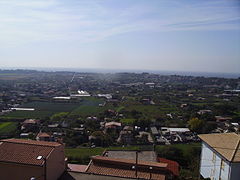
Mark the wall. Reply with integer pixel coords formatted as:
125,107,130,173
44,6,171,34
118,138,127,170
46,144,66,180
200,142,230,180
0,162,43,180
229,162,240,180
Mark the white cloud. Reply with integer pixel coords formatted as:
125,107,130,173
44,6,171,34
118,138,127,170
0,0,239,48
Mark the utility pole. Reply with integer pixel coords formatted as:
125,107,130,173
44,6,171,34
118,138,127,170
149,166,153,179
44,157,47,180
135,151,138,178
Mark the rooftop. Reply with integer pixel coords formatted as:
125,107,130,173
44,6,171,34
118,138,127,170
158,158,179,176
104,151,157,162
37,132,51,138
60,171,135,180
91,156,167,168
198,133,240,162
87,164,165,180
1,138,60,147
0,139,62,166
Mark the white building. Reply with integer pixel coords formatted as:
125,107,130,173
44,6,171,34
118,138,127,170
199,133,240,180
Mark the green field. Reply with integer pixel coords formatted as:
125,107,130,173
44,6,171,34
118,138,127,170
2,102,82,119
125,104,178,119
1,97,105,119
69,97,108,117
120,118,136,125
0,122,18,135
155,143,201,157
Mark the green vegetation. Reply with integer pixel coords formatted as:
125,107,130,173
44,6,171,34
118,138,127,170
2,102,81,119
0,122,18,135
156,143,201,179
1,97,105,119
65,147,104,164
65,146,141,164
188,117,204,133
124,105,177,119
120,118,136,125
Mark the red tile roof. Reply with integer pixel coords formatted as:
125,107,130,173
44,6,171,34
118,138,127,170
1,138,60,147
68,164,88,172
86,156,169,180
158,158,179,176
92,156,168,169
87,163,165,180
23,119,39,124
0,139,61,166
37,132,51,138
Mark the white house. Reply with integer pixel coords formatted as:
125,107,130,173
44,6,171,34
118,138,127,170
199,133,240,180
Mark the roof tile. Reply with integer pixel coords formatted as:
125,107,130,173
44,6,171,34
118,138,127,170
198,133,240,162
0,139,60,166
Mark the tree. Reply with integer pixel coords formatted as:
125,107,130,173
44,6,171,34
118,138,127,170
156,146,185,165
135,117,151,128
188,117,204,133
50,112,68,122
202,121,217,133
90,131,112,147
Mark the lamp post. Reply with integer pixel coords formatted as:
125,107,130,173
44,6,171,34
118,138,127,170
131,150,142,178
135,151,138,178
43,157,47,180
149,166,153,179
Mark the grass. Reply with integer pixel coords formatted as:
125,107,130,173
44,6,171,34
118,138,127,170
0,122,18,135
65,147,104,163
116,106,125,113
70,98,110,117
120,118,136,125
2,101,81,119
156,143,201,156
1,97,105,119
125,104,178,119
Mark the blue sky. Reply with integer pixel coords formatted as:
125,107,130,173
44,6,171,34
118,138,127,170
0,0,240,73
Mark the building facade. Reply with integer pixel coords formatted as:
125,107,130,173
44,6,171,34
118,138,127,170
199,133,240,180
0,138,66,180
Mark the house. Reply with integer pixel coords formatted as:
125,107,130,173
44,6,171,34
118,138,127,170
158,158,179,177
151,127,159,135
105,121,122,130
36,132,55,142
198,133,240,180
86,156,168,180
101,151,178,179
136,131,154,144
21,119,40,131
215,116,232,122
0,138,66,180
64,150,179,180
117,126,134,144
197,109,212,115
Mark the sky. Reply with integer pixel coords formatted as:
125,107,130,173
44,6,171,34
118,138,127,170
0,0,240,73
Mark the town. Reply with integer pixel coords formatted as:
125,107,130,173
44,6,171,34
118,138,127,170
0,69,239,180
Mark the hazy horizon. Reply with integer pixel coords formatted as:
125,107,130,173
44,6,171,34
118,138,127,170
0,0,240,73
1,66,239,79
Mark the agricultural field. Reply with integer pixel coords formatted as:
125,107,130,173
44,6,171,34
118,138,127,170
1,97,105,119
0,73,31,80
2,102,82,119
0,122,18,135
119,104,178,119
69,97,106,117
120,118,136,125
